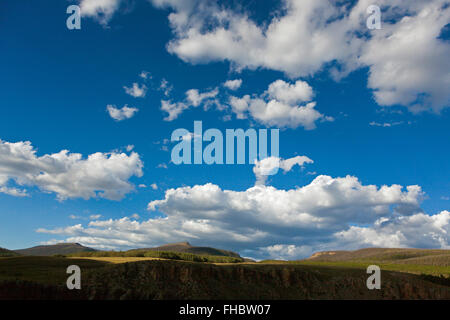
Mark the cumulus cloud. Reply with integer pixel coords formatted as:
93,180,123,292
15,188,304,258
335,211,450,249
0,185,28,197
229,79,332,129
267,80,314,105
261,244,314,260
223,79,242,91
253,156,314,185
161,88,218,120
160,100,188,121
79,0,122,25
123,82,147,98
139,71,151,79
369,121,405,127
0,139,143,200
106,105,139,121
130,213,140,219
359,0,450,113
159,78,173,97
36,174,444,259
80,1,449,112
151,0,450,113
186,88,218,107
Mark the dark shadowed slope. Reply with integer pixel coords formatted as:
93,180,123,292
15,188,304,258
14,243,97,256
2,258,448,299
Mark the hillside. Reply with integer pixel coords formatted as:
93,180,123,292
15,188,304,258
0,247,19,257
0,257,449,299
306,248,450,266
14,243,96,256
128,242,241,258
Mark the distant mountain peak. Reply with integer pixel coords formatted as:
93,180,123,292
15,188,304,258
14,243,96,256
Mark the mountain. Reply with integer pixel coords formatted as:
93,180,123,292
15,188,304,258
128,242,241,258
306,248,450,266
14,243,97,256
0,247,19,257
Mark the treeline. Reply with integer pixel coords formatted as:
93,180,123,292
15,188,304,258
67,250,244,263
0,253,17,257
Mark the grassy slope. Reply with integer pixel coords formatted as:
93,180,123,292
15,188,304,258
306,248,450,263
295,248,450,277
0,256,108,285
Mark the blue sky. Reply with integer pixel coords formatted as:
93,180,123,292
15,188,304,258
0,0,449,259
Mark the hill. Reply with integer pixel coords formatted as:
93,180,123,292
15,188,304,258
14,243,97,256
128,242,241,258
0,247,19,257
306,248,450,266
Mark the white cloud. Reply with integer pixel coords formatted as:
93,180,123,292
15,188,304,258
253,156,314,185
36,174,441,259
0,186,28,197
130,213,140,219
79,0,121,25
150,183,158,190
335,211,450,249
106,105,139,121
369,121,404,127
267,80,314,105
161,88,218,121
159,78,173,97
223,79,242,91
152,0,450,113
186,88,218,107
139,71,151,79
360,1,450,113
0,139,143,200
123,82,147,98
157,0,362,76
161,100,188,121
229,79,332,129
261,244,314,260
126,145,134,152
90,214,102,220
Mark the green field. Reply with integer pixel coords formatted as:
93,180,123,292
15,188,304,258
289,260,450,277
0,256,108,285
68,250,244,263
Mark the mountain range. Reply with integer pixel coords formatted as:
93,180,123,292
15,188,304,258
9,241,241,258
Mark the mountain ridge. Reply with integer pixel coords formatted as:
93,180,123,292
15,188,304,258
11,242,241,259
14,243,97,256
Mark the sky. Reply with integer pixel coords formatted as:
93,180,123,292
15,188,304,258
0,0,449,260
